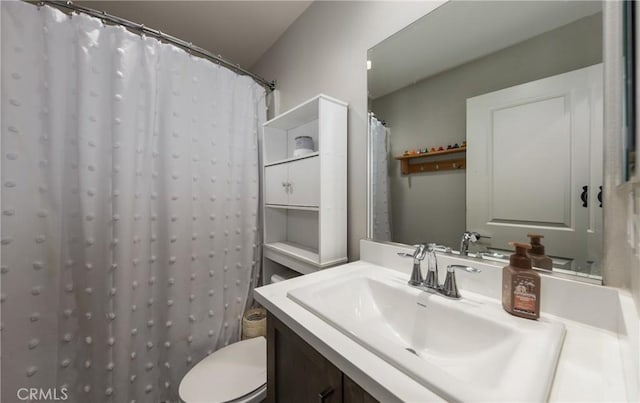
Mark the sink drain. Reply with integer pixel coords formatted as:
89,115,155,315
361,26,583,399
405,347,418,356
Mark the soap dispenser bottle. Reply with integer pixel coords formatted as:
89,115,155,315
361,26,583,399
527,233,553,271
502,242,540,320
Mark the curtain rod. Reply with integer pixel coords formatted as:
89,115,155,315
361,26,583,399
369,111,387,126
28,0,276,92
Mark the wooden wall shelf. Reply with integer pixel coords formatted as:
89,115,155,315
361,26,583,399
395,147,466,175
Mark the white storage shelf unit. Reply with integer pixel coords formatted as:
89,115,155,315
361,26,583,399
262,94,348,274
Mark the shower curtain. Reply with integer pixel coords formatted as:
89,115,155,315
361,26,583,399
370,115,392,241
1,2,265,402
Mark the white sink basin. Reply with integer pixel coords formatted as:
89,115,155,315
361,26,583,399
287,265,565,402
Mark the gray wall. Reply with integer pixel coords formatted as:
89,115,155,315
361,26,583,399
252,0,636,302
252,1,443,260
371,13,602,249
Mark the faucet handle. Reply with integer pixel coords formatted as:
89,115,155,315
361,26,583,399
398,244,427,286
413,244,428,260
397,244,428,260
441,265,481,299
447,264,481,273
395,244,428,260
465,232,491,242
436,245,453,254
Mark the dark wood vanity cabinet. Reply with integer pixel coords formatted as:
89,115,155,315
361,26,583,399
342,376,379,403
267,313,378,403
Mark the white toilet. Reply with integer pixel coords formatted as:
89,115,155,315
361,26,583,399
179,336,267,403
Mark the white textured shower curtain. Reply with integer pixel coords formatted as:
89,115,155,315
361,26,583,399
1,2,265,402
370,116,391,241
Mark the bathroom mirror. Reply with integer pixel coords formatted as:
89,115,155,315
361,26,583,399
367,0,604,281
623,0,637,182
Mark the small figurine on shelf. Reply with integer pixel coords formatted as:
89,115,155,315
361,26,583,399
430,147,437,152
409,149,418,156
437,146,444,151
453,143,460,149
462,140,467,148
403,150,410,156
446,144,453,150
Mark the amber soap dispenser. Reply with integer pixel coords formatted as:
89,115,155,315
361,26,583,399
527,233,553,271
502,242,541,320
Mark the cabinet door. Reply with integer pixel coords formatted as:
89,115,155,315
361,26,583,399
288,156,320,207
265,163,289,205
343,376,378,403
268,313,342,403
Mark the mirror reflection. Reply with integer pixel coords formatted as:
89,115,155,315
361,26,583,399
367,0,603,279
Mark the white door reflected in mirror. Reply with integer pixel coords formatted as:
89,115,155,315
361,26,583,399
466,64,603,274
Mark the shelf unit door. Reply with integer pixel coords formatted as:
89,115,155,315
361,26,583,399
265,164,289,205
288,157,320,207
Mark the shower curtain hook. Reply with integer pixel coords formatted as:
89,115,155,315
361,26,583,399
188,42,193,55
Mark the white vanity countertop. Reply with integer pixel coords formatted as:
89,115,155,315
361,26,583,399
254,259,632,402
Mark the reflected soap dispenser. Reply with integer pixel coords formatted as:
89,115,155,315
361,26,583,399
527,233,553,271
502,242,540,320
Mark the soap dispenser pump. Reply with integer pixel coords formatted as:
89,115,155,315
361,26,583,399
502,242,540,320
527,233,553,271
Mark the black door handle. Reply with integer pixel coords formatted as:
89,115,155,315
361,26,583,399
580,185,588,208
597,186,603,208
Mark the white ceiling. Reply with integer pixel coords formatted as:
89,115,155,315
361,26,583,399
77,1,312,69
368,1,602,99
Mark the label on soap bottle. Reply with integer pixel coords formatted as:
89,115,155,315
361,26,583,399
512,278,537,314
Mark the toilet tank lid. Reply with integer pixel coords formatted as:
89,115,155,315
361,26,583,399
179,336,266,403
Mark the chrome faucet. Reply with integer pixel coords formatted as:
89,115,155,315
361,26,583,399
423,243,439,289
397,244,428,286
459,231,489,256
442,264,482,298
400,244,481,299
